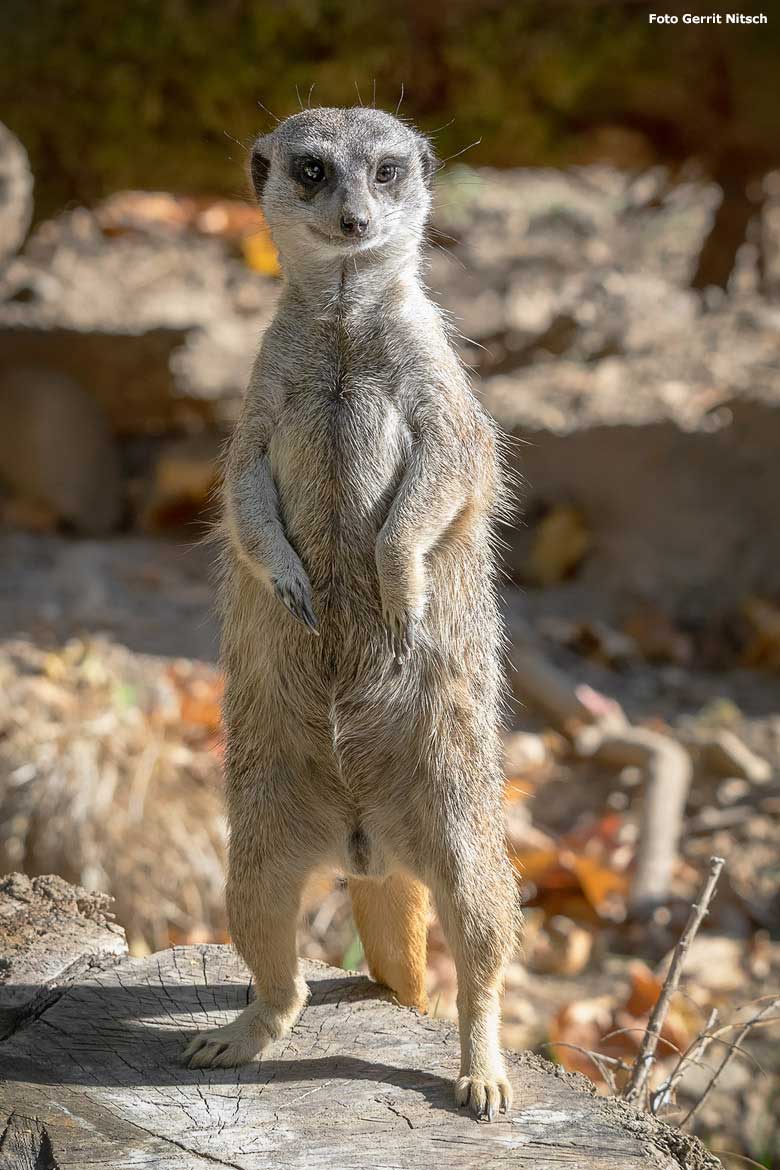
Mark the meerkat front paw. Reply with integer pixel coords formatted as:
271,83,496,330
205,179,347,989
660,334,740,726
273,564,319,634
455,1062,513,1121
376,542,425,663
382,604,419,664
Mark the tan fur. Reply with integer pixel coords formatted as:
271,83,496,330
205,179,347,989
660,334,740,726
349,872,429,1011
182,106,521,1121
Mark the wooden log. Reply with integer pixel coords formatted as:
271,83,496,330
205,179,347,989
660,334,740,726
0,872,127,1041
0,876,720,1170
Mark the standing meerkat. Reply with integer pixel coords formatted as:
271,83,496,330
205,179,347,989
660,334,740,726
183,105,520,1121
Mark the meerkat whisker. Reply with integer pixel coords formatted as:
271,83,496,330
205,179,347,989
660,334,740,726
395,82,405,116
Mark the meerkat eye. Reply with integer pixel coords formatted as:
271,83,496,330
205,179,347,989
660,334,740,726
300,157,326,185
376,162,398,184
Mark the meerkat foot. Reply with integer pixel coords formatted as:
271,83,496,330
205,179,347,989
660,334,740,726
183,986,308,1069
455,1066,512,1122
273,571,318,634
183,1015,265,1068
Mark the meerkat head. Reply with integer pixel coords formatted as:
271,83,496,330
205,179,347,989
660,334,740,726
250,107,437,266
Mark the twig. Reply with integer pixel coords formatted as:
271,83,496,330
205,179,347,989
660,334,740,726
623,856,725,1105
710,1151,773,1169
600,1025,684,1056
680,996,780,1128
541,1041,630,1094
649,1007,718,1115
695,1033,766,1077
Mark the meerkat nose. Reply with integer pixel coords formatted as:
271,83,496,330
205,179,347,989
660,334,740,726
340,214,369,237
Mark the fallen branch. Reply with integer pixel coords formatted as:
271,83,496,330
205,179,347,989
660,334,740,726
574,722,693,916
506,618,773,914
508,627,594,728
681,728,772,784
508,629,692,911
623,856,725,1106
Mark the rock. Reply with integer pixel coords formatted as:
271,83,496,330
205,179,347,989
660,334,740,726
0,122,33,270
141,434,221,530
0,367,121,532
0,205,278,430
502,730,551,775
528,915,595,976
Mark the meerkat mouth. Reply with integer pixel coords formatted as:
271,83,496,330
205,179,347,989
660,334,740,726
307,223,380,251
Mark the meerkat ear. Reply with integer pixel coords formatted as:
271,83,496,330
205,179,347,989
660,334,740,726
250,135,272,202
416,136,439,188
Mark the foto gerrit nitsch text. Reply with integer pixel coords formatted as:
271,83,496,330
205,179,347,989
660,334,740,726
649,11,767,22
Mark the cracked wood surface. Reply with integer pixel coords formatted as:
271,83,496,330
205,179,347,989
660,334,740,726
0,940,717,1170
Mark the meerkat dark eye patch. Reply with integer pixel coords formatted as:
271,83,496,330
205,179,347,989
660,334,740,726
375,160,403,184
293,155,327,188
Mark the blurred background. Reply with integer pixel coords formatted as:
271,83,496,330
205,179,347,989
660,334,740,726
0,1,778,1163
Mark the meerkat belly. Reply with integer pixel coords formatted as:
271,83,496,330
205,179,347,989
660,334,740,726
269,381,408,598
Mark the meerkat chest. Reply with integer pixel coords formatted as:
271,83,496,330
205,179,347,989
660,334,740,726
267,339,412,558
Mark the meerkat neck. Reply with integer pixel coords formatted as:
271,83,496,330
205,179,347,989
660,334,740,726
280,246,423,319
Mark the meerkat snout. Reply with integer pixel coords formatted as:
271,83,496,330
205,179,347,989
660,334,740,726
339,211,369,238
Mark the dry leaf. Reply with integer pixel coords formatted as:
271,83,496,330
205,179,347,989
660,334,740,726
513,815,628,921
243,229,281,276
549,997,615,1083
625,960,662,1017
529,915,594,975
623,606,692,665
97,191,268,244
742,596,780,668
505,775,536,803
572,854,628,916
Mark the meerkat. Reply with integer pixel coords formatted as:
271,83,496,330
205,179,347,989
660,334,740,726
183,105,520,1121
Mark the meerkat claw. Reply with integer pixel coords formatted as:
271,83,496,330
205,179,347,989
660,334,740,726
455,1072,512,1122
275,580,319,635
383,610,417,663
300,599,319,634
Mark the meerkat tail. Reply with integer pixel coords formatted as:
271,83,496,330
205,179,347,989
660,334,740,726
348,872,429,1012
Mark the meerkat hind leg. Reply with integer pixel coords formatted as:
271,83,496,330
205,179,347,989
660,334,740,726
433,852,516,1120
183,841,309,1069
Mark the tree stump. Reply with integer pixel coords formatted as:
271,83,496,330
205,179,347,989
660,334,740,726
0,875,719,1169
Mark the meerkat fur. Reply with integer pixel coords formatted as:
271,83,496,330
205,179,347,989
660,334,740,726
182,105,521,1121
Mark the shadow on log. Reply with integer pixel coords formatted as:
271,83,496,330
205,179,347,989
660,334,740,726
0,875,720,1169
